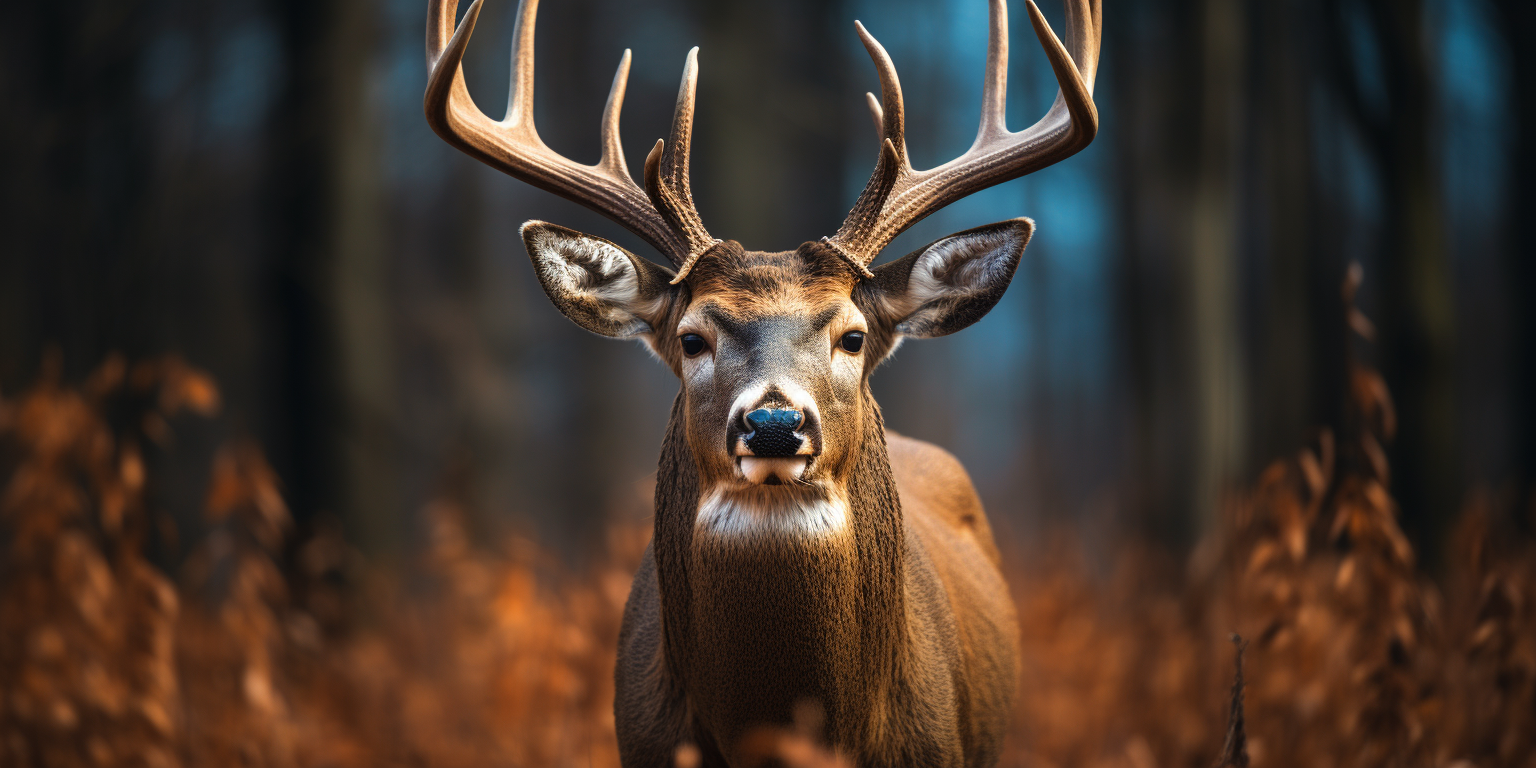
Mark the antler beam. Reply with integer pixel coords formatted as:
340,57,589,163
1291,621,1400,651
425,0,715,278
829,0,1102,271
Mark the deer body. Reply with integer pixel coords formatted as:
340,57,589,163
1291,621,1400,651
619,429,1016,766
425,0,1100,764
615,313,1017,768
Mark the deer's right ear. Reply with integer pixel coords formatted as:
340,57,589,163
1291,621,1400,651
521,221,678,339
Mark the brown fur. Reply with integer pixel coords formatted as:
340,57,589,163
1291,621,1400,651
617,406,1016,768
605,240,1021,768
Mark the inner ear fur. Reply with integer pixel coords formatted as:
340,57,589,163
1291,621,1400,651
521,221,678,339
863,218,1033,339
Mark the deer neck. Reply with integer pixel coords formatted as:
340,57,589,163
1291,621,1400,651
652,387,909,752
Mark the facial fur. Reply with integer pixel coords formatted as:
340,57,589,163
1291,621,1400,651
673,242,871,530
521,219,1033,537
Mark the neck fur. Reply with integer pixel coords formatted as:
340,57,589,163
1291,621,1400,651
652,388,906,752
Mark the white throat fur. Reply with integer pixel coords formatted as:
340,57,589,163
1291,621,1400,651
694,485,849,537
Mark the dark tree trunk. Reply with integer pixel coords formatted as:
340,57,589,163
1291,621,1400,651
1364,0,1457,550
1323,0,1458,551
1495,0,1536,519
0,1,153,385
258,0,387,545
1110,0,1205,549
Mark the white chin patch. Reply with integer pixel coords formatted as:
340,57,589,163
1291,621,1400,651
737,457,809,485
695,486,849,537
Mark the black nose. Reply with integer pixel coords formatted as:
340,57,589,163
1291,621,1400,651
744,408,803,457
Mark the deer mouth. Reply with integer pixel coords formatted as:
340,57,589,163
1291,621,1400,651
736,456,812,485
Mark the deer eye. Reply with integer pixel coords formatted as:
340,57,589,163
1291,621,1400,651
680,333,707,357
839,331,865,354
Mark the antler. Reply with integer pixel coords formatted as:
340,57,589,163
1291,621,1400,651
425,0,717,281
826,0,1102,276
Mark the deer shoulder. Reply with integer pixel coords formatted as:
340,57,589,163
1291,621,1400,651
887,430,1002,568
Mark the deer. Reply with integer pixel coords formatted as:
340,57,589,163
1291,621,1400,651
425,0,1099,764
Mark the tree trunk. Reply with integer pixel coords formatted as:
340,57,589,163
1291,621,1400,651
259,0,391,548
1188,0,1248,531
1495,0,1536,518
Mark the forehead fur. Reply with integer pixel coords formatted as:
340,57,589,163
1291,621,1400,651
684,240,859,316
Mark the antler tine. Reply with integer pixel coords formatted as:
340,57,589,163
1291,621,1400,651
977,0,1009,143
644,47,718,283
600,50,632,177
1064,0,1101,92
506,0,538,128
820,21,910,278
864,92,884,139
424,0,706,270
1014,0,1097,153
829,0,1102,271
854,21,909,168
427,0,456,67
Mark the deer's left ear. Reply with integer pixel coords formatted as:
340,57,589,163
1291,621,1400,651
522,221,678,339
862,218,1033,339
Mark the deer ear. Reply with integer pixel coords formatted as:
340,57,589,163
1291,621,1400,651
866,218,1033,339
521,221,677,339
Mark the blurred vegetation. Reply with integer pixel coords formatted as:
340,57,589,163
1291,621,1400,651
3,269,1534,767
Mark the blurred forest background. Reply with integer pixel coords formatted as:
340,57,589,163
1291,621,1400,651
1,0,1531,561
4,0,1536,766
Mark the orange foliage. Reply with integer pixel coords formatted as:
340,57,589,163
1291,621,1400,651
1,269,1534,767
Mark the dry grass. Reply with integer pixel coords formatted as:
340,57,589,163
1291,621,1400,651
2,268,1534,767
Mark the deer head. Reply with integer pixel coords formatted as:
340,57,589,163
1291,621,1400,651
425,0,1099,533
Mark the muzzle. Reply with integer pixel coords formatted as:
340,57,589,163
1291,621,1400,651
727,389,821,485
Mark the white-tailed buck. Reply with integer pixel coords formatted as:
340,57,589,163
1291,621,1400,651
426,0,1099,763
